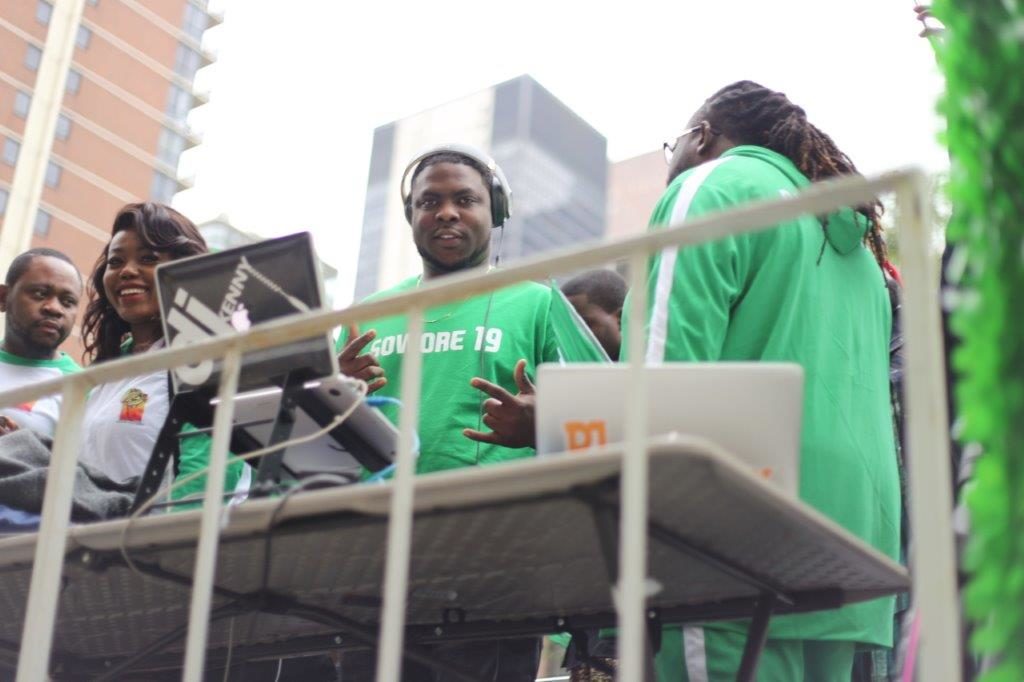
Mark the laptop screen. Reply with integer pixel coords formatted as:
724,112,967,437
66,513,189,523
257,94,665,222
156,232,338,393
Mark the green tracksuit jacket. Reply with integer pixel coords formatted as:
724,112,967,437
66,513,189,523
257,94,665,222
632,145,899,646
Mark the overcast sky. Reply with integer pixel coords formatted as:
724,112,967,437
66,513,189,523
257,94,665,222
173,0,948,306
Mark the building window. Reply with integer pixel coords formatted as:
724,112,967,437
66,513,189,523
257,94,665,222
36,0,52,25
14,92,31,118
76,26,92,50
65,69,82,95
44,161,61,188
55,114,72,141
165,84,192,123
25,45,42,72
157,128,187,167
2,138,19,166
0,188,8,215
173,44,201,79
34,209,51,237
150,171,177,203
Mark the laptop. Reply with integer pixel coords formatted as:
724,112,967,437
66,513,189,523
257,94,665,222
156,232,338,393
155,232,397,477
223,375,398,475
535,363,804,496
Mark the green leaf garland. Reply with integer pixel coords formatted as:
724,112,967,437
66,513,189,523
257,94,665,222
932,0,1024,678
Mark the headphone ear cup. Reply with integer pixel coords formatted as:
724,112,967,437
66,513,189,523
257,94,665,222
490,177,508,228
404,196,413,224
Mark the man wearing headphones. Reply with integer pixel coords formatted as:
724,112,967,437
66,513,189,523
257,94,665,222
337,144,603,680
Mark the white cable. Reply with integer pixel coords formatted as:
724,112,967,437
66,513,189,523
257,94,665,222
221,617,235,682
241,257,310,312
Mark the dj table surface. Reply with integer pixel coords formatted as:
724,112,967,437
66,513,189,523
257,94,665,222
0,435,908,680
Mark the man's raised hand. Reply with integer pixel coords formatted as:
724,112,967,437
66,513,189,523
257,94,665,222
463,359,537,449
338,324,387,393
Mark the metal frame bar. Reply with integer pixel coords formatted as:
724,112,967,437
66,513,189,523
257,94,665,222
578,484,794,679
64,547,476,680
375,308,424,682
182,345,242,681
47,593,850,678
619,250,651,681
896,173,962,680
0,169,959,682
575,484,795,602
12,377,88,682
736,593,777,682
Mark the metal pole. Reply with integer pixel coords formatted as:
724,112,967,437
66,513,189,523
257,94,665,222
617,251,651,681
15,376,89,681
182,346,242,682
0,171,928,410
0,0,86,335
897,172,962,681
375,308,424,682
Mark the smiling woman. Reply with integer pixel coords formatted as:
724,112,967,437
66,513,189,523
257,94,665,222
75,203,246,502
82,204,205,363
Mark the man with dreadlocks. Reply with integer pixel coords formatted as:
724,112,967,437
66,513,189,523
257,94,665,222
636,81,900,680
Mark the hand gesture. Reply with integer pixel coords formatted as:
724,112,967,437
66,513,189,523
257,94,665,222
338,324,387,393
463,359,537,449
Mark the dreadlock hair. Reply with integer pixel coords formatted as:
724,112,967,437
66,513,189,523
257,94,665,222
82,203,207,364
701,80,887,266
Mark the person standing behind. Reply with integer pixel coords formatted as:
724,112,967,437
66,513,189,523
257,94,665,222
337,144,604,681
559,268,626,681
639,81,900,681
562,269,626,361
0,248,82,438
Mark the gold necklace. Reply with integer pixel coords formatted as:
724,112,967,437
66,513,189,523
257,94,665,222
423,304,460,324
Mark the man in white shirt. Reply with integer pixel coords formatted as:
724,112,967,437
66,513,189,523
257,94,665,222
0,248,83,438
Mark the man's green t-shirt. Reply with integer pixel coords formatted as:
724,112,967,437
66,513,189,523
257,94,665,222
337,276,605,474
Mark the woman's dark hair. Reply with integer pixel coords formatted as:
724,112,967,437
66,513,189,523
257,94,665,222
701,80,887,265
81,203,207,363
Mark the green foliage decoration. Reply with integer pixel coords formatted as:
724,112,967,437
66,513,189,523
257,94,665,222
931,0,1024,678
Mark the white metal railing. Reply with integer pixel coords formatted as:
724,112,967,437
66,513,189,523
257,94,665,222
0,168,960,682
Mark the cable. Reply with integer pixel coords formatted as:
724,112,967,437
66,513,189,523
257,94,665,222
239,256,310,313
165,378,367,507
493,222,505,269
470,229,504,465
365,396,402,408
273,658,283,682
474,289,497,465
363,464,396,483
361,396,418,482
221,616,235,682
117,379,368,577
260,472,354,594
